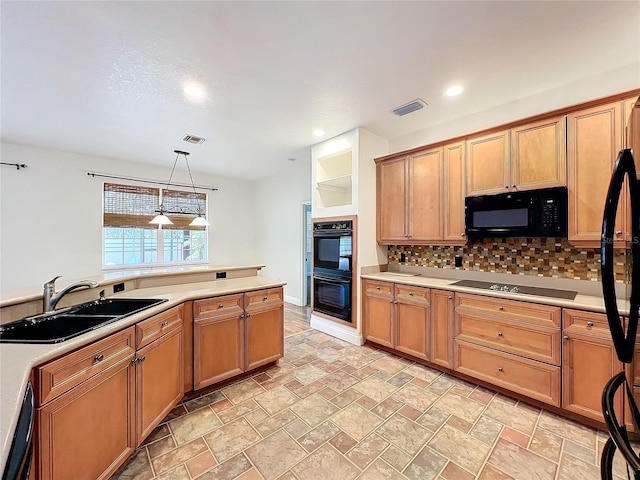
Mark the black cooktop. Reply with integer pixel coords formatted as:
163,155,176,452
450,279,578,300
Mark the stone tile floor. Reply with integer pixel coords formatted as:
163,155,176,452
110,303,630,480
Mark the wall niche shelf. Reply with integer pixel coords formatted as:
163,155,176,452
315,149,353,209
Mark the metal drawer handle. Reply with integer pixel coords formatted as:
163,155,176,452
497,332,503,337
94,354,104,363
218,303,224,308
586,322,594,327
497,367,503,372
161,321,169,328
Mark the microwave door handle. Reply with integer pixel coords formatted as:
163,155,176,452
602,149,637,363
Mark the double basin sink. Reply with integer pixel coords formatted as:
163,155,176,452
0,298,168,344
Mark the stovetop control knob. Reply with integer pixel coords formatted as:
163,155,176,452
489,284,499,290
510,287,519,293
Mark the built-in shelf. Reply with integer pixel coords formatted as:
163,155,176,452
316,174,352,192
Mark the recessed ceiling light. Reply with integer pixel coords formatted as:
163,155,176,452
445,85,464,97
183,83,205,98
313,129,325,138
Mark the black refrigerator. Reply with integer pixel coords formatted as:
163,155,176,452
600,146,640,478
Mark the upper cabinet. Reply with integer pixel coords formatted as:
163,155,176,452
567,101,624,246
466,116,566,196
377,143,465,245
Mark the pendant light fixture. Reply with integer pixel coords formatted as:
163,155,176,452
149,150,210,227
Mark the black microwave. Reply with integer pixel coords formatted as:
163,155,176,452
465,186,568,239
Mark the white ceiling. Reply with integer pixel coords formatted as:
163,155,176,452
1,1,639,180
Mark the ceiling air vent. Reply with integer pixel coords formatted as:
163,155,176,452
182,134,207,145
392,99,427,117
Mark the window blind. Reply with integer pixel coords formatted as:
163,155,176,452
103,183,159,228
162,189,207,231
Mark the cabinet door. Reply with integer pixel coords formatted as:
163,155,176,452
408,148,443,241
568,101,623,246
466,130,510,196
431,290,454,369
363,290,393,348
136,327,184,444
443,142,466,244
377,156,408,243
562,310,623,422
395,297,430,361
38,356,135,480
245,303,284,371
511,115,566,191
194,313,244,389
623,96,640,150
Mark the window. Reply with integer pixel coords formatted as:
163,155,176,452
103,183,208,268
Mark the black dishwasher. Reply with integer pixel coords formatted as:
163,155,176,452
2,381,34,480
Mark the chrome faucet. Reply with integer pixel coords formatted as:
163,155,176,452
43,276,99,312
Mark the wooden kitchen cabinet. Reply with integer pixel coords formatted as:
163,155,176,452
135,326,183,443
466,129,510,196
408,148,443,242
194,292,245,389
443,142,466,243
562,309,623,422
363,279,430,360
568,101,624,246
245,288,284,370
194,288,284,389
37,328,136,480
377,155,407,243
431,290,454,369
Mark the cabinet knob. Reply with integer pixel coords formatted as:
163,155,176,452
408,292,414,296
512,184,516,189
498,306,504,311
447,296,453,300
139,356,146,362
263,296,268,301
460,233,465,237
504,185,509,189
376,286,381,290
616,231,623,235
161,321,169,328
246,313,251,318
497,367,503,372
131,358,138,364
497,332,503,337
563,335,569,340
586,322,594,327
94,354,104,363
218,303,224,309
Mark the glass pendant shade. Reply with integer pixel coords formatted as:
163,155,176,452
149,212,173,225
189,215,209,227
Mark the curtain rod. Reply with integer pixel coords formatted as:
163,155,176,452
1,162,28,170
87,172,219,192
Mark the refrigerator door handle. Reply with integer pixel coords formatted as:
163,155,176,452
601,148,639,364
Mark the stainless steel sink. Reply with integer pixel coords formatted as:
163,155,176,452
0,298,168,344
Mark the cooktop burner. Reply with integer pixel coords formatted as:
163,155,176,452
450,279,578,300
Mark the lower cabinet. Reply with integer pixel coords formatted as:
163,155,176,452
431,290,455,369
36,306,185,480
363,279,431,361
562,309,623,422
194,287,284,390
36,327,137,480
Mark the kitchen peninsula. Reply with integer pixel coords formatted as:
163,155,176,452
0,265,285,479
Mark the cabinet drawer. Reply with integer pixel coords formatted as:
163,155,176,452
136,305,183,349
364,280,393,298
394,284,430,304
194,293,244,320
563,309,610,336
455,293,561,327
36,326,135,406
245,288,283,310
455,340,560,406
455,313,561,365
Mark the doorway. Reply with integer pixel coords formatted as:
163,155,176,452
303,203,311,306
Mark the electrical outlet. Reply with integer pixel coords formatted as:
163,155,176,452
216,272,227,279
113,282,125,293
400,253,407,263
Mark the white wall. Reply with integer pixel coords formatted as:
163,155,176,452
253,147,312,306
0,142,257,296
390,63,640,153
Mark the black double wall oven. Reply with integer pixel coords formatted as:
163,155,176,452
312,220,353,322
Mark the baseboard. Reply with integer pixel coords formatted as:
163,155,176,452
284,295,302,306
310,314,364,346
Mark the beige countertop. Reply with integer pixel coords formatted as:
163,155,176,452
0,274,285,473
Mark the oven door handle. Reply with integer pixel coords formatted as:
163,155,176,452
313,230,352,237
313,274,351,284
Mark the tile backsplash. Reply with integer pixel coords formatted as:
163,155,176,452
388,237,630,282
